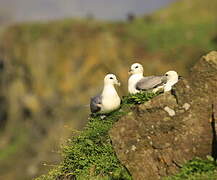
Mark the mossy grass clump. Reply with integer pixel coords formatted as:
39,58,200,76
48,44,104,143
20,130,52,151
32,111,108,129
37,92,158,180
60,108,131,180
122,91,160,105
165,157,217,180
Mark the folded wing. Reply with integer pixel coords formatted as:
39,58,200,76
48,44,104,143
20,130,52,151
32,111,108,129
136,76,167,90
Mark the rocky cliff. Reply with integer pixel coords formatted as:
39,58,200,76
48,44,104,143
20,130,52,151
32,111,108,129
110,51,217,179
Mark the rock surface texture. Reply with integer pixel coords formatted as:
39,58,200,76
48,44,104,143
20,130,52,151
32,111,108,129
110,51,217,180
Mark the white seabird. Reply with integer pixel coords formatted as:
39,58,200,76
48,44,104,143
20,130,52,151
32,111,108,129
128,63,179,94
128,63,166,94
90,74,121,114
163,70,179,92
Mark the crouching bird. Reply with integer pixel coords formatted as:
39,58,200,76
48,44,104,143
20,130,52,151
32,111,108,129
128,63,179,94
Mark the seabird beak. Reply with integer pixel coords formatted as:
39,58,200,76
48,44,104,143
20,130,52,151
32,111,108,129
116,81,121,86
178,75,183,80
128,69,132,75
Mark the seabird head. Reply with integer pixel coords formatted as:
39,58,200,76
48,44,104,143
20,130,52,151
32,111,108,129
104,74,121,86
129,63,143,75
165,71,179,82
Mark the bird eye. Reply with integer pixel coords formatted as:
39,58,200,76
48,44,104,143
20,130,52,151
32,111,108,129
165,74,168,76
135,66,138,69
110,77,113,79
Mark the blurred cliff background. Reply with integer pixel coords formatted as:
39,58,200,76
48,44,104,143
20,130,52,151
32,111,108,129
0,0,217,179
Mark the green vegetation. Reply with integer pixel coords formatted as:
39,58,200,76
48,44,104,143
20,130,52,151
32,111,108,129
1,0,217,179
124,20,217,53
165,157,217,180
37,92,157,180
122,91,160,104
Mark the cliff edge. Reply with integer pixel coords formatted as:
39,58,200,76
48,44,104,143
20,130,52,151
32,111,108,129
110,51,217,179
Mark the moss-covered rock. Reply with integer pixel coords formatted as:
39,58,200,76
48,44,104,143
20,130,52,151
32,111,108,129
36,92,158,180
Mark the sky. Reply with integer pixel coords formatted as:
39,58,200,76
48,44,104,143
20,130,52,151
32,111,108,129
0,0,177,22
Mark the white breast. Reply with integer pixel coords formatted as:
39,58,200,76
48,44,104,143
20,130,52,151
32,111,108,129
164,78,178,92
101,85,121,113
128,74,143,94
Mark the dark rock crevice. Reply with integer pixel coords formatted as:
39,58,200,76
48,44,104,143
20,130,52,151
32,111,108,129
211,102,217,160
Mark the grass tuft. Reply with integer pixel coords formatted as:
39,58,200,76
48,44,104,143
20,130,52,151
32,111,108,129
165,157,217,180
122,91,159,105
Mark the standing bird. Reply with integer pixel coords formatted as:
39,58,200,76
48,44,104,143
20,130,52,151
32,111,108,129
128,63,179,94
90,74,121,114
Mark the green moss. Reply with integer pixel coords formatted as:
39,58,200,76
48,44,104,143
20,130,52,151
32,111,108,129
122,91,160,105
165,157,217,180
60,109,130,179
36,92,157,180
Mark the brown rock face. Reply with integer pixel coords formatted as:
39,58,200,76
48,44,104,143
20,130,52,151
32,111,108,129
109,51,217,180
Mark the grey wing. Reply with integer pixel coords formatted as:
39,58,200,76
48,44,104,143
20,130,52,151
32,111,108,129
136,76,166,90
90,94,102,113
